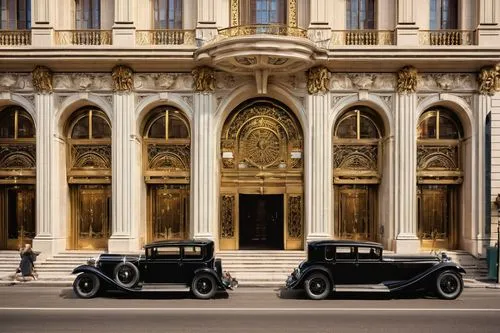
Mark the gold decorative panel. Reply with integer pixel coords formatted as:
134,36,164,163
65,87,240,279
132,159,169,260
0,145,36,169
147,145,190,171
70,145,111,169
332,145,378,171
220,195,235,238
417,146,458,170
287,195,302,238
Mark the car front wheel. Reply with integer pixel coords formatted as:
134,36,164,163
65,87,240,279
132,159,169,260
304,273,331,300
435,270,463,300
191,273,217,299
113,262,140,288
73,273,100,299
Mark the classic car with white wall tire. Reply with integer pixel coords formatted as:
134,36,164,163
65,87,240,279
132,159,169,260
72,239,237,299
285,240,465,300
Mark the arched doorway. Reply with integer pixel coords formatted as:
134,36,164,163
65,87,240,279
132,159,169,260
66,107,111,250
142,106,190,242
417,107,463,250
332,107,384,242
219,98,304,250
0,106,36,250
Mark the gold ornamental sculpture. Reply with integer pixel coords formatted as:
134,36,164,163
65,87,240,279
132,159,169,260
307,66,330,94
111,65,134,92
192,66,216,92
32,66,53,93
397,66,418,94
478,65,500,95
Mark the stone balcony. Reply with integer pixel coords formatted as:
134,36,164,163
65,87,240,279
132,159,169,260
419,30,475,46
0,30,31,46
330,30,395,46
55,30,112,46
136,30,196,46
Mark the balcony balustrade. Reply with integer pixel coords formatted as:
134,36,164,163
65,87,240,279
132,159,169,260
136,30,195,46
419,30,474,46
218,24,307,38
0,30,31,46
55,30,112,46
330,30,394,46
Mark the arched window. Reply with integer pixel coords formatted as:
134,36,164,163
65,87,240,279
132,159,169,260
417,108,462,140
240,0,287,25
346,0,375,30
0,0,31,30
430,0,458,30
334,107,383,140
0,107,35,139
75,0,100,29
154,0,183,29
69,109,111,140
144,107,190,140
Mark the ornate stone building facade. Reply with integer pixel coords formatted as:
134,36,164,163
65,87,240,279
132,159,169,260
1,0,500,258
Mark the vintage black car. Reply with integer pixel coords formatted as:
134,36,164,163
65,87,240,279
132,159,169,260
286,240,465,300
72,239,237,299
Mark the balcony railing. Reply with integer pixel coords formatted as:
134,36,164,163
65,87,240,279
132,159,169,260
136,30,195,46
419,30,474,46
330,30,395,46
0,30,31,46
55,30,112,45
218,24,307,38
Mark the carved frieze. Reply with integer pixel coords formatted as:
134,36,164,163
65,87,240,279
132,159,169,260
32,66,53,93
417,73,477,92
329,73,395,91
397,66,418,94
0,74,32,91
307,66,330,94
192,66,216,92
112,65,134,92
53,74,113,91
134,73,194,91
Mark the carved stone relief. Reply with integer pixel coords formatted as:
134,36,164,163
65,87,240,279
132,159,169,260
111,65,134,92
329,73,395,91
181,95,194,109
192,66,216,92
374,94,393,110
0,74,33,91
417,74,476,92
478,65,499,95
53,74,113,91
134,73,193,91
32,66,53,93
397,66,418,94
307,66,330,94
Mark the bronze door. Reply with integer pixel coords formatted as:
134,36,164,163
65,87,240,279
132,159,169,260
239,194,284,250
0,185,36,250
70,185,111,250
148,185,189,242
417,185,457,249
335,185,377,241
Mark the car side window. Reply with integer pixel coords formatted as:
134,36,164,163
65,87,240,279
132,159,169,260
183,246,203,259
155,246,181,259
358,247,381,260
335,246,356,261
325,246,335,261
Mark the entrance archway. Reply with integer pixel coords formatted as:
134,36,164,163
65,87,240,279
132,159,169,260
0,106,36,250
219,98,304,250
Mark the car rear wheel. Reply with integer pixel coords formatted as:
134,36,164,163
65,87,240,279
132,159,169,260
435,270,463,300
73,273,100,299
304,273,331,300
113,262,140,288
191,273,217,299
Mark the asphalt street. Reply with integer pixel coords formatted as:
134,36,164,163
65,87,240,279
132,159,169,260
0,287,499,333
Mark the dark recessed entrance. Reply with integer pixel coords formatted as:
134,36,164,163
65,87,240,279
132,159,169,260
239,194,284,250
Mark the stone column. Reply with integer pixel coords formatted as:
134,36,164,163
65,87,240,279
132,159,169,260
393,66,419,253
305,67,331,241
31,0,55,46
108,66,138,252
113,0,136,46
196,0,218,46
308,0,332,48
477,0,500,45
395,0,418,46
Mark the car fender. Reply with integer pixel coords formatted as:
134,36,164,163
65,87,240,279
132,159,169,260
386,262,465,292
72,265,135,292
293,265,334,289
193,267,226,289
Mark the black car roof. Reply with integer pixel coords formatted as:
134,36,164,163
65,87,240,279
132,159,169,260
144,239,214,248
309,240,382,248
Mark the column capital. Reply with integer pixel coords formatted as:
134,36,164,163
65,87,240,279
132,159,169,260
192,67,216,93
307,66,330,95
112,65,134,93
478,65,500,96
32,66,53,94
397,66,418,94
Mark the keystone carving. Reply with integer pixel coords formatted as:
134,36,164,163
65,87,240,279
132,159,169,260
397,66,418,94
32,66,53,93
192,67,216,92
307,66,330,94
112,65,134,92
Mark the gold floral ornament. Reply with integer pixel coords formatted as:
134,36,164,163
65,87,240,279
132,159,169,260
478,65,499,96
192,66,216,92
111,65,134,92
307,66,330,94
397,66,418,94
32,66,53,93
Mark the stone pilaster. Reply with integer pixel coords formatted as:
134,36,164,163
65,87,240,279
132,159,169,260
489,92,500,253
306,93,331,241
393,93,419,253
196,0,218,46
191,93,217,240
31,0,54,46
108,93,138,252
395,0,418,46
113,0,136,46
308,0,331,48
477,0,500,45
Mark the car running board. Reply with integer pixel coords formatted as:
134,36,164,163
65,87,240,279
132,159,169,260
333,284,390,293
140,283,190,292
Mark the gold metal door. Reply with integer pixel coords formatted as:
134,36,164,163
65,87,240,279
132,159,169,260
417,185,457,249
335,185,377,241
148,185,189,242
0,185,36,250
70,185,111,250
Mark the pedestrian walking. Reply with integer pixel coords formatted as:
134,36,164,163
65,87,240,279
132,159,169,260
16,244,39,281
